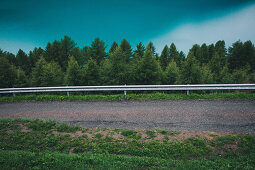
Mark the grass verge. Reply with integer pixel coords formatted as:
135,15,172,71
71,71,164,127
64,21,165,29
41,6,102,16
0,92,255,102
0,118,255,169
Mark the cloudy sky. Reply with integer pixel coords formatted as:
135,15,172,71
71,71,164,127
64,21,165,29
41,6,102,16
0,0,255,55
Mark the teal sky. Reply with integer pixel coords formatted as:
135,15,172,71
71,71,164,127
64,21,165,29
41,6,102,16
0,0,255,54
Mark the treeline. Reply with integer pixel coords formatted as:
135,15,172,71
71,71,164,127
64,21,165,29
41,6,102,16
0,36,255,88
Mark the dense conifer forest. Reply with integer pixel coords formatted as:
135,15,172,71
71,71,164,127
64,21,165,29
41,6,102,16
1,36,255,88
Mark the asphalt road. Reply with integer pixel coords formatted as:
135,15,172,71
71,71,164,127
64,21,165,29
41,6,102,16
0,100,255,133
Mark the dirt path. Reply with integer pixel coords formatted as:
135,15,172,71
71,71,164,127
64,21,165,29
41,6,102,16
0,100,255,133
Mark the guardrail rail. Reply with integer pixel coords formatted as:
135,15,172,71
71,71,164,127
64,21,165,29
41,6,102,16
0,84,255,97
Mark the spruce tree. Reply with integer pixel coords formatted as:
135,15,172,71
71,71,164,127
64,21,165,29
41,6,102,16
64,56,83,86
31,56,48,86
88,38,106,65
163,60,180,85
108,47,130,85
120,39,132,62
84,58,100,86
181,52,202,84
159,45,169,71
109,41,118,54
134,48,161,85
16,49,29,75
146,41,156,56
0,57,16,88
169,43,180,66
15,68,29,87
133,42,145,61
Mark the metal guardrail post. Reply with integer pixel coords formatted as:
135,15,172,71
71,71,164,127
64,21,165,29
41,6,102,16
13,93,16,97
186,84,190,95
124,84,127,97
67,91,70,97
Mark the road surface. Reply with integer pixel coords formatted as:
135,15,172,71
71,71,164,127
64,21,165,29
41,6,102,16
0,100,255,133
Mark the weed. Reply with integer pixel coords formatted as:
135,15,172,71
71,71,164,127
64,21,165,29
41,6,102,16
1,93,255,102
209,133,218,137
155,128,168,135
56,123,81,133
216,135,238,147
121,129,137,137
95,133,103,139
27,119,56,131
146,130,156,139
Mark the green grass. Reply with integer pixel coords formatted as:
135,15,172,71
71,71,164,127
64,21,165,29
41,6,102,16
0,92,255,102
0,118,255,169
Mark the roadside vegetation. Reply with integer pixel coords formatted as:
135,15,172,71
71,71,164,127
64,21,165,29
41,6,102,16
0,92,255,102
1,37,255,89
0,118,255,169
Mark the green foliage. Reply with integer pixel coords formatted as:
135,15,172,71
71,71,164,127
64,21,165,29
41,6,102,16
107,47,131,85
146,41,156,56
0,57,16,88
64,56,83,86
70,47,85,66
163,60,180,85
232,67,250,83
169,43,181,66
15,68,29,87
133,48,161,84
0,118,255,170
108,41,118,54
1,92,255,102
133,42,145,61
120,39,132,62
121,129,137,137
83,58,100,85
32,56,63,87
1,38,255,88
56,123,81,133
146,130,156,138
87,37,106,65
16,49,29,75
181,52,202,84
159,45,169,71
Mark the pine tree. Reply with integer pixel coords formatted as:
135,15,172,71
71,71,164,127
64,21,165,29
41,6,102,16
163,60,180,85
159,45,169,71
181,52,202,84
0,57,16,88
16,49,29,74
71,47,85,66
15,68,29,87
28,47,44,74
133,42,145,61
108,47,130,85
84,58,100,85
200,43,209,64
99,59,112,85
109,41,118,54
88,38,106,65
43,62,63,86
44,40,65,70
64,56,83,86
146,41,156,56
190,44,202,64
228,41,245,71
200,65,214,84
134,48,161,84
31,56,47,86
32,56,63,87
169,43,181,66
120,39,132,62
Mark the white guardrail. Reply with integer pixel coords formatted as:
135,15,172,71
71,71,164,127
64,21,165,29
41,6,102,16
0,84,255,97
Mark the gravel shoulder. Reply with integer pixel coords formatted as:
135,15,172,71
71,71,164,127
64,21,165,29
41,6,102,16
0,100,255,134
